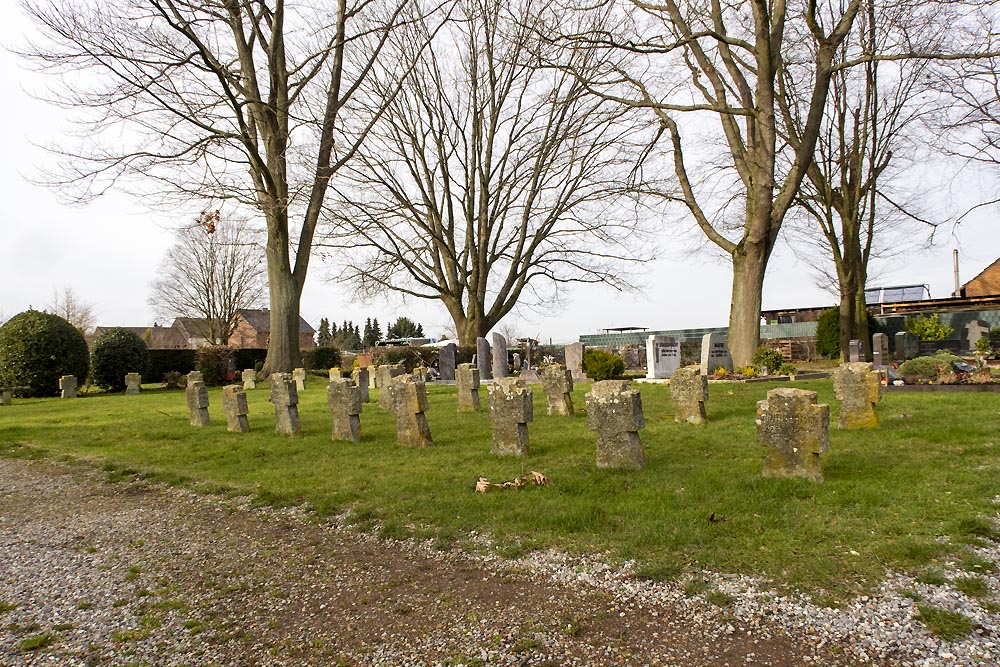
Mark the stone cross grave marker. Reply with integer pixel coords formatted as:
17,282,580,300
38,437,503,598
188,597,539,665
187,371,204,385
540,363,574,416
586,380,645,469
848,340,863,363
456,363,481,412
186,380,210,427
491,332,508,379
243,368,256,390
387,375,433,447
376,363,405,409
564,342,586,382
894,332,918,362
269,373,301,435
645,335,680,379
125,373,142,395
964,319,990,353
1,389,11,406
487,377,533,456
439,343,457,382
328,378,362,442
699,332,733,375
292,367,307,391
832,362,882,429
872,333,889,369
670,365,707,424
512,353,521,371
222,384,250,433
756,387,829,482
352,367,371,403
476,337,493,381
59,375,77,399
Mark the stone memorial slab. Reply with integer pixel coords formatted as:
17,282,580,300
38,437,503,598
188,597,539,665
476,337,493,381
565,342,586,382
376,363,406,409
352,367,371,403
186,380,210,427
59,375,77,399
1,389,11,406
832,362,881,429
894,332,918,362
387,375,433,447
187,371,204,385
222,384,250,433
586,380,645,469
328,378,362,442
540,364,574,416
269,373,300,435
848,340,863,363
699,333,733,375
512,353,521,372
329,367,342,380
439,343,457,382
456,363,481,412
872,333,889,369
964,319,991,352
670,365,707,424
292,367,307,391
491,333,509,379
243,368,256,390
487,377,533,456
756,388,829,482
125,373,142,395
645,335,680,379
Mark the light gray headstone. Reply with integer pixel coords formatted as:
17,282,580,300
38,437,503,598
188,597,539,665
186,380,210,427
756,388,829,482
376,363,405,409
476,337,492,381
187,371,204,385
699,333,732,375
439,343,457,382
59,375,77,399
848,340,863,363
269,373,300,435
586,380,645,469
564,342,586,382
670,366,707,424
352,367,371,403
964,319,990,352
645,335,680,379
491,333,508,379
328,378,362,442
512,353,521,371
222,384,250,433
456,363,481,412
243,368,256,390
125,373,142,395
292,367,306,391
387,375,432,447
871,333,889,369
540,364,573,416
487,377,532,456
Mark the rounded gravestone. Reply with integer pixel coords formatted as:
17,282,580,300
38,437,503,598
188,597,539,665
0,309,89,397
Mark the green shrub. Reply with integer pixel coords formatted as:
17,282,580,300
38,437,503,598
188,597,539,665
751,346,784,374
778,363,798,376
304,346,342,371
898,352,962,381
581,349,624,380
195,346,235,386
146,349,196,383
816,307,841,359
91,328,149,391
0,310,89,397
905,313,954,341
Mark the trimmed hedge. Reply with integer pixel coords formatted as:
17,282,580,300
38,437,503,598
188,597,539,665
146,349,197,383
91,328,149,391
0,309,89,397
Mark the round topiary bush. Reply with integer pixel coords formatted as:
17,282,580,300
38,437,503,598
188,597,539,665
581,349,625,381
0,309,89,397
91,328,149,391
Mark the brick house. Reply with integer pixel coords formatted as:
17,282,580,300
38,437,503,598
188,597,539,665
228,308,316,350
960,258,1000,298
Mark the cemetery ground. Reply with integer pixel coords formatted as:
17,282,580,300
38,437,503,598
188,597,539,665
1,380,999,665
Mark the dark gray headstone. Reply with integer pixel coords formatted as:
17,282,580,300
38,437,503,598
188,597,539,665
491,333,508,379
439,343,457,382
476,337,492,381
872,333,889,369
848,340,863,363
894,332,918,362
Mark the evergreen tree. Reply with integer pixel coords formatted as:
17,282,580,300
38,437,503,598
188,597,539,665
330,321,338,337
316,318,331,347
363,318,373,348
388,316,423,338
371,318,382,343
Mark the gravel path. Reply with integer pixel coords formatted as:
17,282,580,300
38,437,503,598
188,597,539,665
0,458,995,666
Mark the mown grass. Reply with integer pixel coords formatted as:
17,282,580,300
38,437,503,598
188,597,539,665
2,379,999,601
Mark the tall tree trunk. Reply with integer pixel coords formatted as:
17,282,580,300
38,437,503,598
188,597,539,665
729,241,769,368
263,223,303,373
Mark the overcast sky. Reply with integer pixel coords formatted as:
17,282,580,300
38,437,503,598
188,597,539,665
2,9,997,345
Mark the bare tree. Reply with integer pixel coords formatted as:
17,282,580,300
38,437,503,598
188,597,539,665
323,0,658,345
21,0,442,372
557,0,862,365
149,210,267,345
47,287,97,334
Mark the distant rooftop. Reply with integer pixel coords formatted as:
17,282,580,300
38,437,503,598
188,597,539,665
600,326,648,333
864,285,931,305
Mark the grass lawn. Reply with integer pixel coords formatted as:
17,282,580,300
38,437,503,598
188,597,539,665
1,377,998,602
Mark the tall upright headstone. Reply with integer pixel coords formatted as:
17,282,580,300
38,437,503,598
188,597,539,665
491,333,509,379
439,343,457,382
186,380,210,427
270,373,300,435
59,375,77,399
476,337,493,381
387,375,433,447
564,342,586,382
540,364,574,416
125,373,142,395
832,362,882,429
670,366,707,425
352,367,371,403
328,378,362,442
964,319,990,352
0,389,11,406
894,332,918,362
848,340,863,363
456,363,481,412
756,388,829,482
645,335,680,379
292,367,307,391
222,384,250,433
586,380,645,469
487,377,533,456
872,333,889,369
243,368,256,390
699,333,733,375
